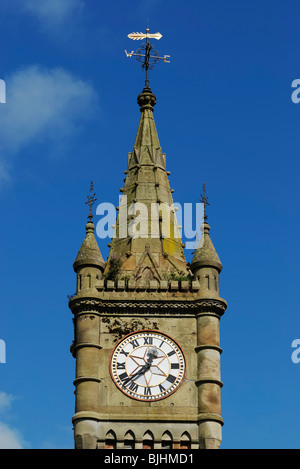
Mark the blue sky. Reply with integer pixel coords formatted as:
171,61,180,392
0,0,300,449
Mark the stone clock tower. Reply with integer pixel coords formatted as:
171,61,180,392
69,47,227,449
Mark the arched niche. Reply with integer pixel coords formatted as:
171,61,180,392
124,430,135,449
105,430,116,449
180,431,191,449
143,430,154,449
161,430,173,449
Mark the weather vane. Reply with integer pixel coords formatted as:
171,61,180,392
125,27,170,89
199,182,210,221
85,181,97,222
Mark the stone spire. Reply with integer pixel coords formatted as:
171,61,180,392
105,87,188,283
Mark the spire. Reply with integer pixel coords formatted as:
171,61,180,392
105,89,188,280
73,184,105,272
108,89,187,280
104,29,187,283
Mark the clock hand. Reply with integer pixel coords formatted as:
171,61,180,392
126,347,159,383
129,362,151,381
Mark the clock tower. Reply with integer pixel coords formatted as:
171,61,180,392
69,31,227,450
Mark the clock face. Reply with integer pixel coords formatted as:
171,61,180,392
110,330,186,402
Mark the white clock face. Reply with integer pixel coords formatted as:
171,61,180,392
110,330,186,402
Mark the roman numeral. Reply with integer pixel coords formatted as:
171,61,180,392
166,374,176,384
171,363,179,369
167,350,176,357
128,381,138,392
159,383,166,392
119,372,130,382
144,387,152,396
119,372,139,391
143,337,153,345
120,350,129,357
117,362,126,369
129,339,139,349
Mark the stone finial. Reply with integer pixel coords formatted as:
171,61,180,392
137,87,157,112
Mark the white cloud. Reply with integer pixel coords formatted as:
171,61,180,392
0,392,26,449
0,422,24,449
0,160,11,184
0,392,15,413
22,0,84,28
0,65,97,182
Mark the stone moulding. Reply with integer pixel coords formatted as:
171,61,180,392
195,378,224,388
196,412,224,426
72,410,222,424
69,297,227,317
70,342,102,357
73,376,102,386
194,344,223,354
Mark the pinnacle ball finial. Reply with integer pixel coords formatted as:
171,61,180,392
137,88,157,111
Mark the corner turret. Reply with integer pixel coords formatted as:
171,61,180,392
191,221,222,298
73,183,105,295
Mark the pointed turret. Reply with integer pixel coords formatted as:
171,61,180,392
73,220,105,294
190,184,222,298
73,183,105,294
73,221,105,272
105,86,188,283
191,221,222,273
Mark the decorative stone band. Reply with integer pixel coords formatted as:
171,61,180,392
69,298,227,317
195,378,224,388
194,344,223,354
196,412,224,426
73,376,102,386
70,342,102,358
72,410,222,424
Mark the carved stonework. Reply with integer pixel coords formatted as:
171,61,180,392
69,297,226,316
101,317,159,341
